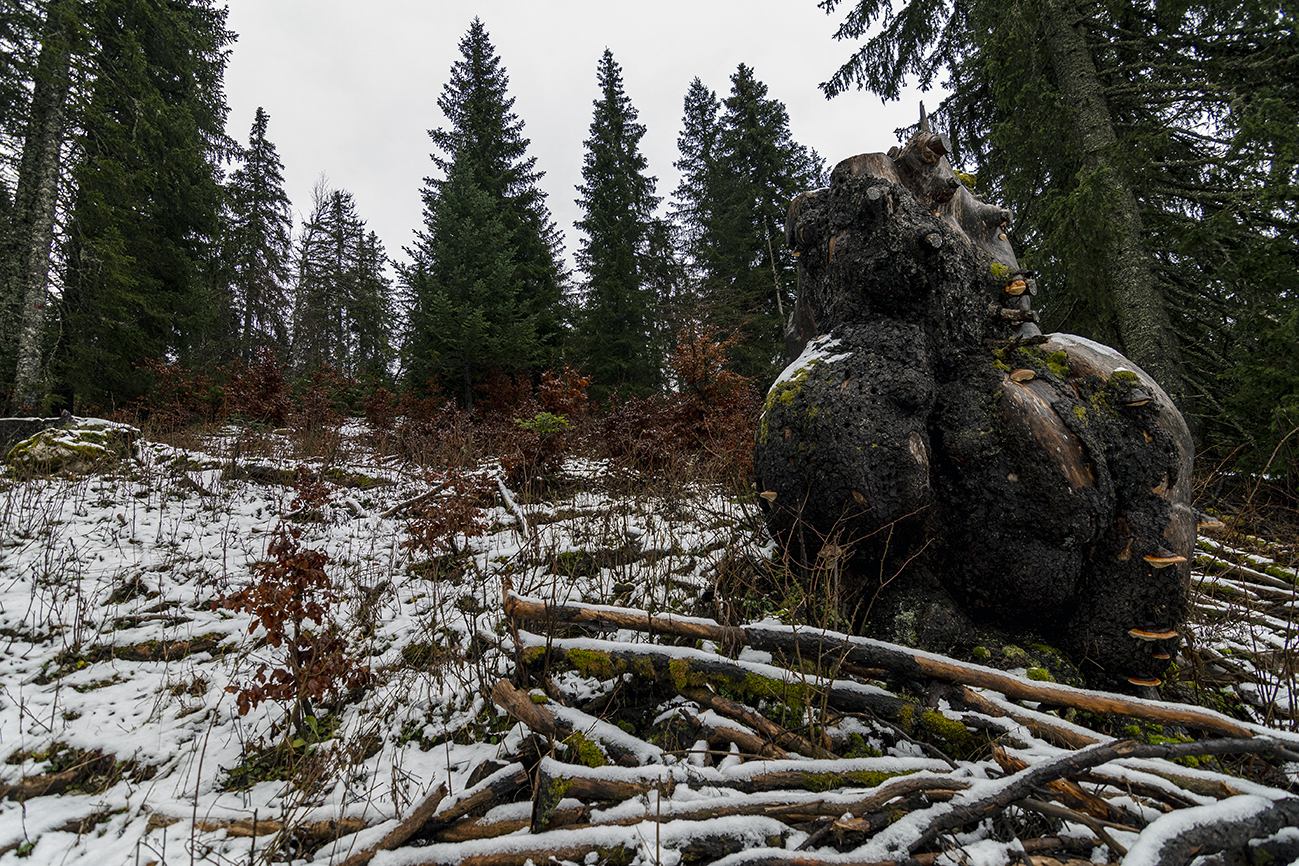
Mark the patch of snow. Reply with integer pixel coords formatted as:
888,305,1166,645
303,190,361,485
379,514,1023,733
768,333,852,395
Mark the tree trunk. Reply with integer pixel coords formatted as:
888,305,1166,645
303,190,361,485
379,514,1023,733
8,0,75,412
1040,0,1188,413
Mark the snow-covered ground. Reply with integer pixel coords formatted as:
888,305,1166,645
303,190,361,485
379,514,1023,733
1,420,1297,865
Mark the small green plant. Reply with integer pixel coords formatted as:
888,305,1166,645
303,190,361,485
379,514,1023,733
515,412,569,435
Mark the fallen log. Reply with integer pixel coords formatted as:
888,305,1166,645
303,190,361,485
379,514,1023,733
664,835,1093,866
956,686,1101,749
194,816,368,841
375,816,793,866
905,737,1299,854
336,783,447,866
438,775,968,842
506,591,1256,738
1122,795,1299,866
0,752,115,800
420,763,529,834
1194,544,1298,591
528,753,954,831
0,767,82,801
796,793,932,851
514,630,913,722
683,686,836,759
490,679,660,766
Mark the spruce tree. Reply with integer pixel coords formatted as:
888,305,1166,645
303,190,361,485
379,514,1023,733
0,2,40,142
226,107,293,363
351,230,395,384
403,159,535,412
56,0,233,409
574,49,663,399
670,78,722,298
409,17,566,375
672,66,822,382
291,182,394,380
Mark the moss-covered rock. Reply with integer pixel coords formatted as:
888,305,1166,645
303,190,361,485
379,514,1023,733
7,417,138,475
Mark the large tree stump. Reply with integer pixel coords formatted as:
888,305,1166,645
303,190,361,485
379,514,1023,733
755,118,1193,690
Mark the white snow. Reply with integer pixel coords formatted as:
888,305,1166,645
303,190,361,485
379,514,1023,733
767,333,852,394
1,420,1297,865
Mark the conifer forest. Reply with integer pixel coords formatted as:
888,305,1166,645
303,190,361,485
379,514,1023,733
0,2,1298,865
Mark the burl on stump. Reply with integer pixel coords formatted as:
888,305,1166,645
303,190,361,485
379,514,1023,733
754,124,1194,691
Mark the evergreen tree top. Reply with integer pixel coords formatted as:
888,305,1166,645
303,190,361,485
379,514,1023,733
575,49,659,228
427,17,540,205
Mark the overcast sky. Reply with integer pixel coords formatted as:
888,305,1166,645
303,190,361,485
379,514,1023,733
221,1,941,275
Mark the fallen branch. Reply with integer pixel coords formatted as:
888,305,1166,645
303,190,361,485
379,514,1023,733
906,737,1299,854
1072,770,1198,811
496,477,529,539
1014,797,1128,856
683,686,836,759
336,783,447,866
516,630,913,722
379,481,449,519
677,706,793,760
506,592,1256,738
438,775,967,842
992,744,1126,824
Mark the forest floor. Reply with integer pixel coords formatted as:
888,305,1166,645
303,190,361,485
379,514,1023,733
1,418,1297,866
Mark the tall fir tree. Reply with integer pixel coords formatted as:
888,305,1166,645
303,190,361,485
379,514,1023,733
402,158,535,411
670,78,722,303
291,181,393,380
574,49,663,399
226,107,293,363
55,0,233,410
672,66,823,383
408,17,566,375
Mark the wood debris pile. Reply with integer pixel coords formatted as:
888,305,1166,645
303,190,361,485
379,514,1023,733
341,588,1299,866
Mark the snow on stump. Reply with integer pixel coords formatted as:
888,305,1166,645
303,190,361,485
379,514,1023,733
6,417,139,475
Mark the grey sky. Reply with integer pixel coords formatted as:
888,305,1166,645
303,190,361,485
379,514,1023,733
221,1,940,275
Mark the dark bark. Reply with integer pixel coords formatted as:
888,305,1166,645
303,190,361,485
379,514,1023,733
760,129,1196,690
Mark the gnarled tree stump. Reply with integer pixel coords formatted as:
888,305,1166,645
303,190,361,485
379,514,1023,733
755,118,1193,690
